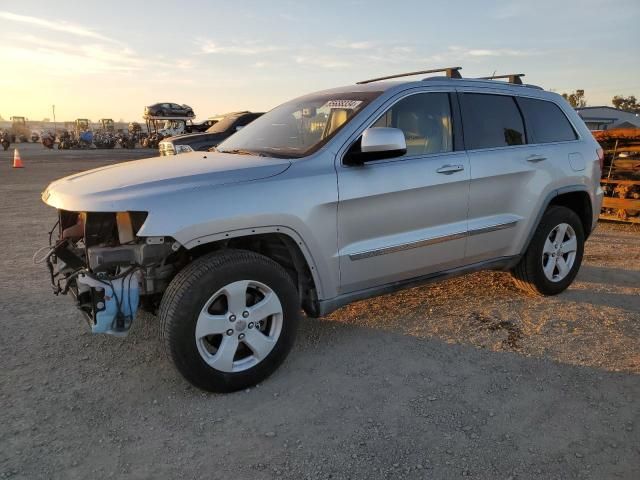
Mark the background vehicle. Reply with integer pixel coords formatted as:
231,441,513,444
10,116,30,143
158,111,263,155
41,131,55,149
142,119,187,149
0,130,10,150
41,67,602,393
186,118,219,133
144,103,194,118
94,119,117,149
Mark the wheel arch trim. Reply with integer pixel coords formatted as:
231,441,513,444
521,184,592,255
183,225,326,299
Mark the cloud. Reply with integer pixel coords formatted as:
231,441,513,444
200,40,282,55
329,40,376,50
467,49,529,57
0,11,117,43
9,34,179,75
448,46,537,58
294,56,349,69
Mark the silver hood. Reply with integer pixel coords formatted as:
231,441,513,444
42,152,291,212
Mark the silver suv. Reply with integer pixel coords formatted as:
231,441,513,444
41,67,604,392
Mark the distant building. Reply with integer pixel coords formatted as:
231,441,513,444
576,106,640,130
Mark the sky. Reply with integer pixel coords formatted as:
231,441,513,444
1,0,639,122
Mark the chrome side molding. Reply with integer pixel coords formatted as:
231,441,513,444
348,220,519,260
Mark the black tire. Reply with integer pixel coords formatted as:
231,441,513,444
159,249,300,392
512,205,585,295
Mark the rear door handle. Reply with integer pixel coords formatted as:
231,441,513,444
526,154,547,163
436,164,464,174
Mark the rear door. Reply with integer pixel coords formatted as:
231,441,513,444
458,90,560,263
336,91,470,293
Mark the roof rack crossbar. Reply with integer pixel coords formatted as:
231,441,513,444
357,66,462,84
478,73,525,85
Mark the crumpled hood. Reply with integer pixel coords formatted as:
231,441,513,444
42,151,291,212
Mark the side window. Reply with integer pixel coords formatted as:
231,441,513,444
517,97,577,144
460,93,525,149
237,115,257,127
372,93,453,156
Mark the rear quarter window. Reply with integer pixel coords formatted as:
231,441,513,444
460,93,526,149
517,97,577,143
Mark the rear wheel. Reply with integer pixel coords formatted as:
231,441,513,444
160,250,300,392
511,206,584,295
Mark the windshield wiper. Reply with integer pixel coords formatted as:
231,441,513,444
217,148,267,157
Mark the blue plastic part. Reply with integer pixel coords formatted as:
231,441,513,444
77,272,140,336
79,131,94,143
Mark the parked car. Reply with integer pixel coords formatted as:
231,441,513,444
41,67,603,393
144,102,195,118
158,111,263,155
186,118,220,133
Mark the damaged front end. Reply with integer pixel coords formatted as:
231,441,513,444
41,210,181,336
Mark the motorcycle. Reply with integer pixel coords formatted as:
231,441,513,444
31,131,40,143
116,132,136,149
94,131,116,149
41,131,55,149
57,130,73,150
1,131,10,151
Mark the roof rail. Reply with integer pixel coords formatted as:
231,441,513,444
357,66,462,84
477,73,525,85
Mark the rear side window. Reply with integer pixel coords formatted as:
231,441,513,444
517,97,577,143
460,93,525,149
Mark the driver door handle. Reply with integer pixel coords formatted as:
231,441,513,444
526,154,547,163
436,164,464,174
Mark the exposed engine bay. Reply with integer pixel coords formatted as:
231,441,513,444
41,210,182,335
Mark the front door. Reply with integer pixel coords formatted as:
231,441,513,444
336,91,470,294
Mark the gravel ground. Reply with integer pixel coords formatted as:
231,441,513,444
1,144,639,480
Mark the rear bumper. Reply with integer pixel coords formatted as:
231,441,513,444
592,186,604,232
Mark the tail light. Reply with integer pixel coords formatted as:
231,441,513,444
596,147,604,172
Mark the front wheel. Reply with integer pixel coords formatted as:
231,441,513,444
511,205,585,295
159,250,300,392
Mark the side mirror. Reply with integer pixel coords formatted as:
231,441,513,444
344,127,406,165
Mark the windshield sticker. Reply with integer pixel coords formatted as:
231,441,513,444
323,100,363,110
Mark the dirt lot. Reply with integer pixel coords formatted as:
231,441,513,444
1,144,639,480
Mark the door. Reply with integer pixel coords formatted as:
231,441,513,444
337,92,470,294
458,91,560,263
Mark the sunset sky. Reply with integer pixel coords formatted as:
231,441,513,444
1,0,639,122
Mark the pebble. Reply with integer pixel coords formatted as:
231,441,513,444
265,431,276,438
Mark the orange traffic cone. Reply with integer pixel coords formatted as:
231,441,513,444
13,148,24,168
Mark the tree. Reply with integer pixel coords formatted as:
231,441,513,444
611,95,640,113
561,89,587,108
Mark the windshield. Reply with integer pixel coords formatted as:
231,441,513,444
217,91,381,158
206,115,241,133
